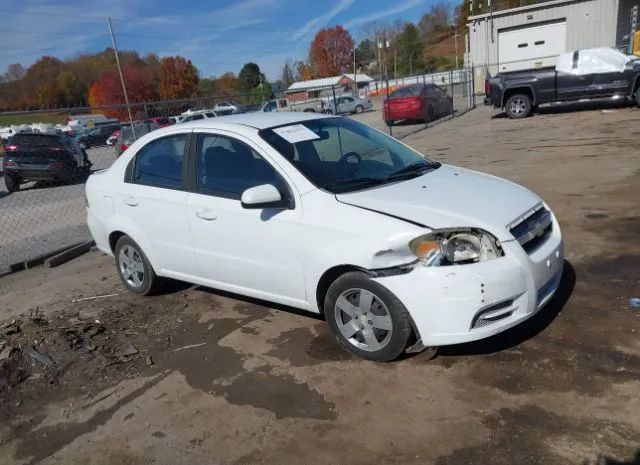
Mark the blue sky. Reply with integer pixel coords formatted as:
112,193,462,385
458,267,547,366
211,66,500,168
0,0,432,80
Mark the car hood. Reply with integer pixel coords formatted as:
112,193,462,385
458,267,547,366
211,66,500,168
336,164,541,241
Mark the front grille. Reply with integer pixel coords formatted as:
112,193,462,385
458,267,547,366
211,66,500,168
471,299,514,329
509,206,553,254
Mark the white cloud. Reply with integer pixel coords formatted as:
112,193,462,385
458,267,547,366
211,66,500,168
344,0,424,29
291,0,357,40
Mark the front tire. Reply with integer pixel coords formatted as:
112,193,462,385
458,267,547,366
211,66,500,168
354,104,364,114
324,272,413,362
505,94,532,119
114,235,163,295
4,174,20,193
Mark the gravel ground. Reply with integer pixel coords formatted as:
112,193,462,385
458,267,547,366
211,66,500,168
0,101,639,465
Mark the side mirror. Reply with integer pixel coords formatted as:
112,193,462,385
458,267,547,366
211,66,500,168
241,184,286,209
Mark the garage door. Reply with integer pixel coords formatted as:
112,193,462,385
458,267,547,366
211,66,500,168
498,21,567,72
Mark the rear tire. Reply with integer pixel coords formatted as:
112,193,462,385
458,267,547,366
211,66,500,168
114,235,164,296
426,106,435,123
4,174,19,193
324,272,413,362
635,88,640,107
505,93,532,119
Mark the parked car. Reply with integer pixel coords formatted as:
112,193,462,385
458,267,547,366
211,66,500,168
486,47,640,119
383,84,453,127
213,101,239,115
179,110,218,123
3,133,91,192
86,112,564,362
115,123,159,156
1,125,33,141
324,95,373,115
76,123,121,148
150,117,171,127
106,130,119,146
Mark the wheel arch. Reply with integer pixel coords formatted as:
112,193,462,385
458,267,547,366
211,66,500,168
315,264,374,315
501,86,535,108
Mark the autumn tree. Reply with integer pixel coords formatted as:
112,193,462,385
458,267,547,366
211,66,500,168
295,61,314,81
197,78,217,96
159,56,199,99
215,72,238,96
309,25,354,77
418,2,453,45
88,66,157,119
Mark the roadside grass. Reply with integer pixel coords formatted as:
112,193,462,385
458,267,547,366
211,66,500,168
0,113,68,126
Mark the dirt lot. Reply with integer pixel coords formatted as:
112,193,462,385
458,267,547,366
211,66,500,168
1,102,639,465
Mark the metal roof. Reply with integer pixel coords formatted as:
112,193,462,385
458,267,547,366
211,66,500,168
286,73,374,92
468,0,592,20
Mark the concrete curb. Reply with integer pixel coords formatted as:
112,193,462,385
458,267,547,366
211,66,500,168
0,241,88,278
45,240,96,268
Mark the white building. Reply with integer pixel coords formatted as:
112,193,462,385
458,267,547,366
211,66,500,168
465,0,634,92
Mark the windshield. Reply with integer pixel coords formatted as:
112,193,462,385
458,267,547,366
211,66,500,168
259,117,439,193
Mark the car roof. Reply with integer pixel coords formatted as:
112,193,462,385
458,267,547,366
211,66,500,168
176,111,331,130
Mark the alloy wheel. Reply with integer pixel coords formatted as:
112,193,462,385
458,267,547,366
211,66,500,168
119,245,144,288
334,288,393,352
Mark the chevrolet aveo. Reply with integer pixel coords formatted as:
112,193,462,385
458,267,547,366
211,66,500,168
86,112,564,362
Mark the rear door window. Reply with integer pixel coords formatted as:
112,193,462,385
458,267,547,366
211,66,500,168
133,134,187,189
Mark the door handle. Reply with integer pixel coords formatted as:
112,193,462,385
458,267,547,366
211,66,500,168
124,197,138,207
196,211,217,221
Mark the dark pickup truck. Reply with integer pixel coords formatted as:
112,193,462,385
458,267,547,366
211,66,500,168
486,48,640,118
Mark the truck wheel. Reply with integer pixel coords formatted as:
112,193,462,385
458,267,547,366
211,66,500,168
4,174,20,193
505,94,532,119
635,88,640,107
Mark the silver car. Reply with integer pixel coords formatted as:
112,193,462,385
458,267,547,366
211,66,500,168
325,96,373,115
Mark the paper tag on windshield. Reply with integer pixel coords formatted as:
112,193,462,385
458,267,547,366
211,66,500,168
272,124,320,144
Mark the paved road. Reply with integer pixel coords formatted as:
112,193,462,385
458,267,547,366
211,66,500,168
0,89,475,273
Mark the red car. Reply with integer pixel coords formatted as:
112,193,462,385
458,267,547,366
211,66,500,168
383,84,453,127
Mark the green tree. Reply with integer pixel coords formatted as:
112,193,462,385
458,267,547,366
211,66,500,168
56,69,85,106
197,77,217,96
355,39,376,68
238,62,263,92
396,23,423,75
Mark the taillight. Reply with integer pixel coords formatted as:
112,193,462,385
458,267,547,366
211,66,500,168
120,144,128,152
48,146,64,152
3,160,18,168
4,145,18,151
485,80,490,96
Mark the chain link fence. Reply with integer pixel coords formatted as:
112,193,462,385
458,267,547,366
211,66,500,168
0,69,475,274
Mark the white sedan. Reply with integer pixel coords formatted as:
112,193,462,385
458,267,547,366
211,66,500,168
86,112,563,362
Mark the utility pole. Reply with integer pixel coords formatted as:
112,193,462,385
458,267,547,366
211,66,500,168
378,36,392,136
452,25,459,69
107,17,136,139
353,46,358,98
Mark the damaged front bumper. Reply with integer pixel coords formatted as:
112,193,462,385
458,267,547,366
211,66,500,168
373,220,564,347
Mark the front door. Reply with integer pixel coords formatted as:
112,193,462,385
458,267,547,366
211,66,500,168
186,132,307,307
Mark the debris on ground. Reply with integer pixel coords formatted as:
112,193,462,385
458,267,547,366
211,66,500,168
71,293,119,303
22,346,53,367
173,342,206,352
0,346,13,361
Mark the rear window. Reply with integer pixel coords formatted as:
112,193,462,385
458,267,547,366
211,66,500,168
9,134,62,147
390,85,424,98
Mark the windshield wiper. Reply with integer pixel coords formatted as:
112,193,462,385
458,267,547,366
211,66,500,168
386,162,440,180
321,176,387,191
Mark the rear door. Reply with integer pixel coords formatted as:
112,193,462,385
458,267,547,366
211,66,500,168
116,130,196,277
556,51,596,100
338,97,356,114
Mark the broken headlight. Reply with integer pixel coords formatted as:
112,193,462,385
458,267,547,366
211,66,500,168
409,229,503,266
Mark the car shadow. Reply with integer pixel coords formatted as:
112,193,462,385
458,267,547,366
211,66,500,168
436,260,576,357
492,99,635,119
3,170,92,194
